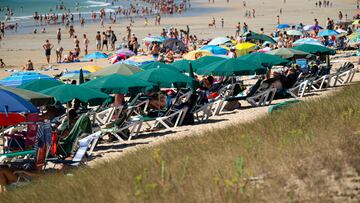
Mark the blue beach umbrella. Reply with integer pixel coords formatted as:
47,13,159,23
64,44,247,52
83,52,108,59
0,72,55,87
199,45,228,55
276,24,290,29
0,89,38,113
317,29,339,37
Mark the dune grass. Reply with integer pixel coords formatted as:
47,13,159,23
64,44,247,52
2,84,360,202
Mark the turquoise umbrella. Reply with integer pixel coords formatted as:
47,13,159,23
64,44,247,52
191,56,228,71
317,29,339,37
239,52,289,67
171,59,192,73
17,79,63,92
293,44,336,55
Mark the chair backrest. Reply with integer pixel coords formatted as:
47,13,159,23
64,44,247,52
25,114,40,147
246,79,262,97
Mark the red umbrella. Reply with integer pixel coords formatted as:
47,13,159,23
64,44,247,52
0,113,26,127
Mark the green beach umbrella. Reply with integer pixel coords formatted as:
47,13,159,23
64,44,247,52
246,32,276,43
171,59,192,73
0,85,54,106
197,58,266,76
293,44,336,55
239,52,289,67
17,79,63,92
41,84,109,105
140,62,179,72
191,56,228,71
91,63,143,78
132,67,194,88
81,74,153,94
267,48,310,59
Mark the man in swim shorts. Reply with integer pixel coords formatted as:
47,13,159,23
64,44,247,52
42,39,54,64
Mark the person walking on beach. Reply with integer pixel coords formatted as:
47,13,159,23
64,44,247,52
96,31,101,51
57,28,61,44
221,18,224,28
83,34,90,55
102,32,108,51
110,31,117,51
235,22,241,37
73,35,80,47
43,40,54,64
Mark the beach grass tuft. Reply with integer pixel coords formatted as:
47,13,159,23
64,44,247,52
2,83,360,202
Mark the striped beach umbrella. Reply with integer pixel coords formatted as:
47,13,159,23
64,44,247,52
0,72,56,87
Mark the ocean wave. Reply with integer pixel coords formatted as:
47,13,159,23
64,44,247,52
86,0,111,8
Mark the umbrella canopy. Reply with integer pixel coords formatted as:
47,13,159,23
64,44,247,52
171,59,192,73
239,52,289,67
268,48,310,59
293,38,324,46
115,49,136,57
83,65,102,73
208,37,231,45
83,52,108,59
142,36,166,43
163,38,187,52
123,55,155,66
41,84,110,105
81,74,152,94
286,30,303,36
197,58,266,76
132,68,194,88
0,72,55,87
234,42,257,56
0,113,26,127
199,45,228,55
293,44,336,55
336,28,347,33
60,70,91,80
0,89,38,113
17,79,63,92
140,61,179,71
91,63,142,78
348,32,360,45
245,32,276,43
276,24,290,29
0,85,54,106
183,50,213,60
352,20,360,25
317,29,339,37
303,25,323,31
191,55,228,71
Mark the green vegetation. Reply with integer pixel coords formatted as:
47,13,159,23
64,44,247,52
3,84,360,202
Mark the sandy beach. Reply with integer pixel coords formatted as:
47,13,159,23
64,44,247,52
0,0,358,79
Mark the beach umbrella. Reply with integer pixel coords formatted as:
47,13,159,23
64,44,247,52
41,84,109,105
303,25,323,31
83,52,108,59
352,20,360,25
81,74,152,94
348,33,360,45
234,42,257,56
0,113,26,127
0,89,38,113
208,37,231,45
293,38,324,46
239,52,289,67
91,63,142,78
140,62,179,71
142,36,166,43
132,68,194,88
293,44,336,55
245,32,276,43
171,59,192,73
317,29,339,37
17,79,63,92
163,38,187,52
336,28,347,34
0,72,55,87
199,45,228,55
276,24,290,29
123,55,155,66
196,58,266,76
83,65,102,73
286,30,303,36
0,85,54,106
191,56,228,71
60,70,91,81
267,48,310,59
258,47,272,53
183,50,213,60
115,49,135,57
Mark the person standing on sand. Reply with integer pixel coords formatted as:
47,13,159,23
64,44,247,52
43,40,54,64
0,59,5,68
221,18,224,28
83,34,90,55
57,28,61,44
96,31,101,51
235,22,241,37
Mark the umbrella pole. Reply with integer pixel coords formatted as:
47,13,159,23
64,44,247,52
326,55,330,68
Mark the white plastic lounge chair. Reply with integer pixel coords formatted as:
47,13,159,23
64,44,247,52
150,106,189,130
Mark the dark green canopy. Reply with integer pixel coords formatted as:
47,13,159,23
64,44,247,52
293,44,336,55
191,56,228,71
171,59,192,73
91,63,143,78
246,32,276,43
239,52,289,67
17,79,63,92
0,85,54,106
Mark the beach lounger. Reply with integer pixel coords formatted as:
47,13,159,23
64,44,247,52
287,80,310,98
150,106,189,130
246,88,277,107
332,67,356,87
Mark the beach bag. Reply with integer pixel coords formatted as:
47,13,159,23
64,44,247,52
224,101,241,111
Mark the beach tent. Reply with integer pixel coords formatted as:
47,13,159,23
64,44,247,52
41,84,109,105
267,48,310,59
276,24,290,29
18,79,63,92
183,50,213,60
293,38,324,46
293,44,336,55
199,45,228,55
0,72,56,87
196,58,266,76
0,85,54,106
239,52,289,67
123,55,155,67
0,88,38,113
83,52,108,59
81,74,152,94
208,37,231,45
140,62,179,71
317,29,339,37
83,65,102,73
115,49,135,57
91,63,142,78
286,30,303,36
60,70,91,80
163,38,187,52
